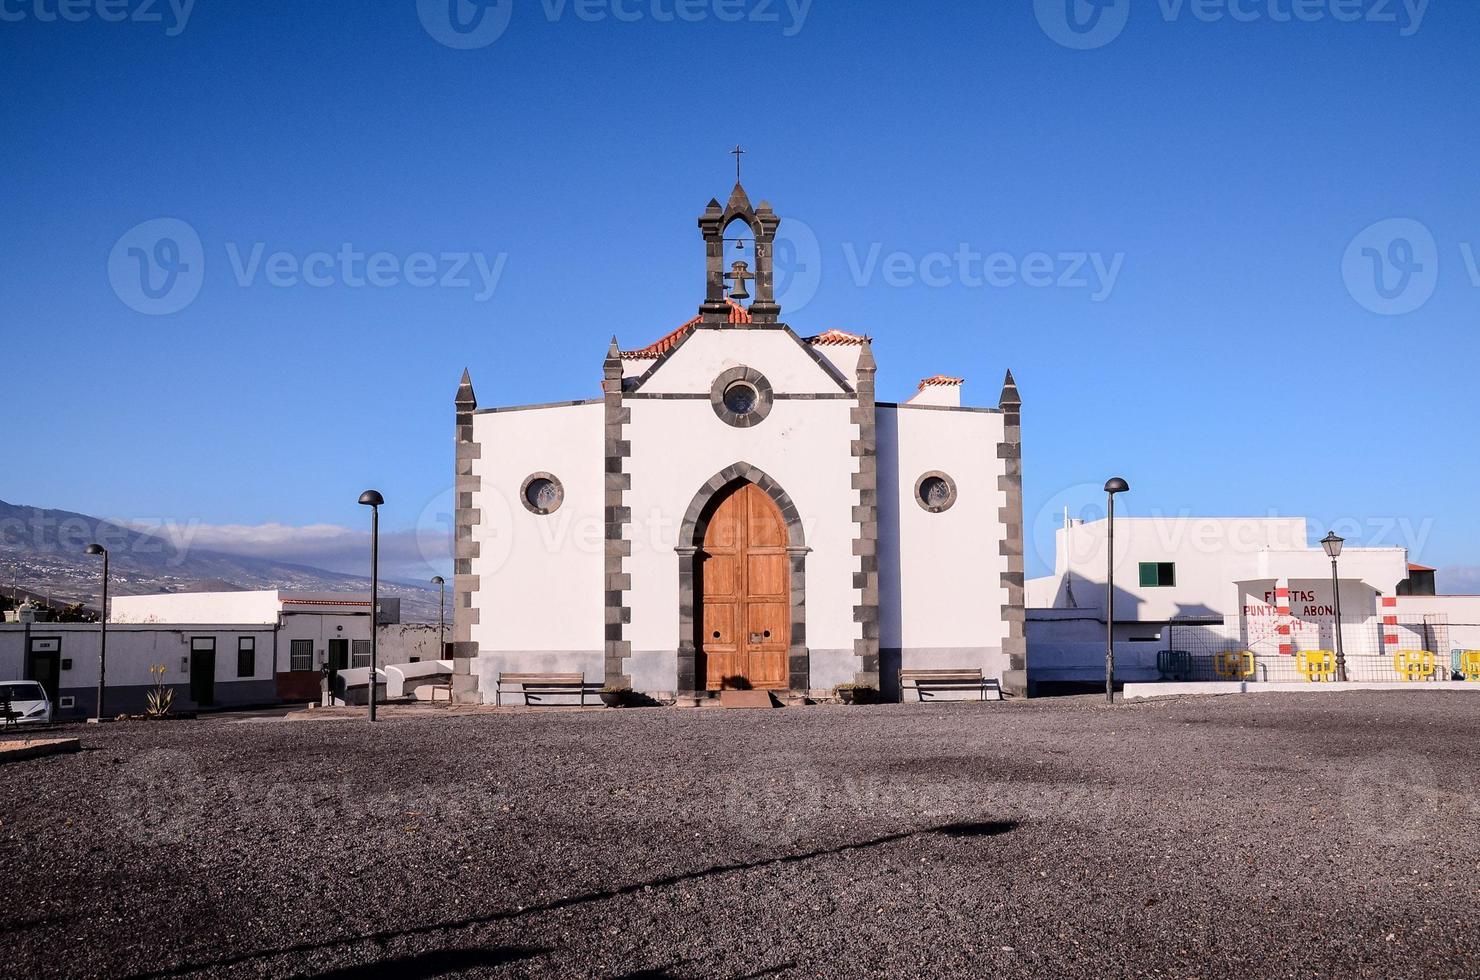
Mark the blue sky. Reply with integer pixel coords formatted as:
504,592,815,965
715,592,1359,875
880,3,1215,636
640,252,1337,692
2,0,1477,586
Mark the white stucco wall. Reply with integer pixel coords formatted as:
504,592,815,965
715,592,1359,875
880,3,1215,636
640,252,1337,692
624,329,861,692
1027,517,1409,622
624,396,859,689
111,590,283,624
877,404,1011,683
0,623,278,713
470,402,605,683
637,328,849,395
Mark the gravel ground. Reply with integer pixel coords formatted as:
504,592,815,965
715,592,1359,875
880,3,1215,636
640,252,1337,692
2,692,1478,979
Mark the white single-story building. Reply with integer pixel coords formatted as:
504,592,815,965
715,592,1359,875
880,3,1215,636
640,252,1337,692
0,590,435,717
448,178,1027,703
1027,514,1480,688
0,612,277,717
111,589,402,702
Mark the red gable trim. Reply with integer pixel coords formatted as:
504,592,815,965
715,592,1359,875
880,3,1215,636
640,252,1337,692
620,302,751,360
917,375,965,390
804,328,870,346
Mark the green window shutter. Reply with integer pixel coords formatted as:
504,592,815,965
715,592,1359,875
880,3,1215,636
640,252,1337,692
1139,562,1158,587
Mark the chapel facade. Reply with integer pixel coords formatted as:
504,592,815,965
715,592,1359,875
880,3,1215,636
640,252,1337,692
449,179,1026,702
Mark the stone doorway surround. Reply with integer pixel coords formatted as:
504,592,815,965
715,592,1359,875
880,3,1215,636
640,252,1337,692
675,462,809,694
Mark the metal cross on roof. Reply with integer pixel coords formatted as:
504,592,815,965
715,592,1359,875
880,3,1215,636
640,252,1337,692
731,144,745,182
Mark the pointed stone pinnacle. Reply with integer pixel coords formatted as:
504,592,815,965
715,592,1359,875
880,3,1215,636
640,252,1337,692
999,369,1021,408
455,367,477,408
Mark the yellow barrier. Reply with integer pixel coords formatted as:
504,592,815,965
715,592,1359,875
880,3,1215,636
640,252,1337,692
1394,650,1436,682
1215,650,1256,679
1462,651,1480,682
1297,650,1338,683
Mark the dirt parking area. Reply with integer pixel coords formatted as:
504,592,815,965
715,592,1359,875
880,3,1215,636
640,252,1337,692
2,691,1477,978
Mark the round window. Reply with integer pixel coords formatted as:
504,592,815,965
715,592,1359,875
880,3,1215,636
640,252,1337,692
519,473,564,515
710,367,774,428
914,471,958,513
920,477,951,508
723,381,759,416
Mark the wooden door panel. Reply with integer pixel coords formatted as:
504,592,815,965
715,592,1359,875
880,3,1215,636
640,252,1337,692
701,553,739,598
746,491,786,547
699,482,792,691
746,553,788,599
703,603,736,646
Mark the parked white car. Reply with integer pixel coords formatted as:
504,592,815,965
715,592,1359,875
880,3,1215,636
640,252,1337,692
0,681,54,726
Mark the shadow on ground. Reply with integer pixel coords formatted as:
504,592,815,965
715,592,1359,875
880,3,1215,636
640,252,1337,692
130,820,1018,978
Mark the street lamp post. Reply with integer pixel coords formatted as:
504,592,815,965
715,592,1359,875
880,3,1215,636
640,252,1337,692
1104,478,1130,705
1322,532,1348,682
358,491,385,722
431,575,446,661
84,544,109,721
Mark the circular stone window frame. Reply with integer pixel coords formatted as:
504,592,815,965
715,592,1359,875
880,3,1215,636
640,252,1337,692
710,366,775,429
519,472,565,516
914,470,959,514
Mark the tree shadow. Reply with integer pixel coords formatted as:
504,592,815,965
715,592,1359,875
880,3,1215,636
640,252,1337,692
131,820,1018,979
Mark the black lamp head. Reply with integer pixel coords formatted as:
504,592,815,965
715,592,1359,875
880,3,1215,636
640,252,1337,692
1321,532,1345,559
358,490,385,507
431,575,445,585
1104,477,1130,495
85,543,107,556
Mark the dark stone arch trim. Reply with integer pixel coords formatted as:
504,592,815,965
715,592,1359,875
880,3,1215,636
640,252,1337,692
676,462,810,694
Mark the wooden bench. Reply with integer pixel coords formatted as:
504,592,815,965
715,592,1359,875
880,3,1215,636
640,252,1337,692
495,672,591,707
899,669,1002,703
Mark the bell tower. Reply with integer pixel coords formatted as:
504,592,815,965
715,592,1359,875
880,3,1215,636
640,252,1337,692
698,147,781,324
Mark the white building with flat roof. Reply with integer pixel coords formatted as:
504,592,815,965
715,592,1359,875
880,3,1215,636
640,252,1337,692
110,589,398,703
1026,514,1477,689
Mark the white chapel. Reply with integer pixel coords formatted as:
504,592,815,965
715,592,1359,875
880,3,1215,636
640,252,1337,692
449,178,1026,702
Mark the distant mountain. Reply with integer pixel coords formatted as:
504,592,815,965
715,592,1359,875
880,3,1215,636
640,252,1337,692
0,499,442,622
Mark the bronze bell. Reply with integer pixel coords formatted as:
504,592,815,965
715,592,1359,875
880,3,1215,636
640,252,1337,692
726,260,752,301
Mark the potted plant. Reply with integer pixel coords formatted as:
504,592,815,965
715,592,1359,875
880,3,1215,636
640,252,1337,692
600,686,630,708
835,683,858,705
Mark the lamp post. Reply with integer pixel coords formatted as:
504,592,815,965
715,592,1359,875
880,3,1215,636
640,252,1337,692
431,575,446,661
1104,478,1130,705
1322,532,1348,682
358,490,384,722
84,544,109,721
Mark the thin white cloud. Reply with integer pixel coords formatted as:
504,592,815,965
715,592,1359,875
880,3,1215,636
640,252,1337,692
127,519,450,581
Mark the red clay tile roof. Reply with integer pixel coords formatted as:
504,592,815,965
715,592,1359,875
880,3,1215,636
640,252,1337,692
804,328,870,346
621,302,751,360
917,375,965,390
621,305,872,360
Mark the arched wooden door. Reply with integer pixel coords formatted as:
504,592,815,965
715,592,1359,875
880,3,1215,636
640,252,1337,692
698,482,790,690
